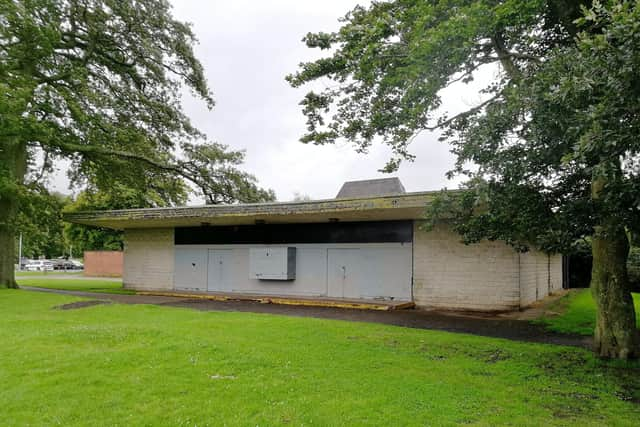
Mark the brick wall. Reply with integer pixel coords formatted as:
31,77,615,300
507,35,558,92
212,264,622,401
413,222,563,311
412,222,520,311
519,251,547,306
550,254,563,292
519,251,564,306
83,251,123,277
123,228,174,290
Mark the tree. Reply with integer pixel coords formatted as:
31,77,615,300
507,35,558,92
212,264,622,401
63,186,157,254
15,187,69,260
288,0,639,358
0,0,274,288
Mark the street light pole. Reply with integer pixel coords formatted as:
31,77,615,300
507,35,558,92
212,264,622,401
18,233,22,271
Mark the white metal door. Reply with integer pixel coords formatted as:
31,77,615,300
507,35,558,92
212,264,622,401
358,247,412,300
207,249,233,292
327,246,412,301
327,249,361,298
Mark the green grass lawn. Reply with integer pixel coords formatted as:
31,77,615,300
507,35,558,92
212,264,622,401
17,277,133,295
1,290,639,426
535,289,640,335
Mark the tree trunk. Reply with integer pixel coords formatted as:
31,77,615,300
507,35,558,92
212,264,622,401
591,224,639,358
590,173,639,359
0,201,19,289
0,140,27,289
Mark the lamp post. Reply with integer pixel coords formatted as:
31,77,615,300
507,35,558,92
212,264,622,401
18,233,22,271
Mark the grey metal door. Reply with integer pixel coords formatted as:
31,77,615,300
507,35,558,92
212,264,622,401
327,246,412,301
207,249,233,292
327,249,361,299
174,248,207,291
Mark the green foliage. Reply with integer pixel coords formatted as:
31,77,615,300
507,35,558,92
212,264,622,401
2,289,640,425
62,188,140,253
0,0,274,284
287,0,577,170
13,184,172,259
61,176,271,253
536,289,640,335
0,0,273,215
288,1,640,255
15,186,69,259
15,185,165,259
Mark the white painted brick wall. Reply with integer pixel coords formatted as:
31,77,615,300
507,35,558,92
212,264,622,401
550,254,563,292
519,251,546,306
412,223,520,311
519,252,564,306
123,228,174,290
413,223,564,311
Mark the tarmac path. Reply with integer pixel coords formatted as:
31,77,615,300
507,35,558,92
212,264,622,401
22,286,591,349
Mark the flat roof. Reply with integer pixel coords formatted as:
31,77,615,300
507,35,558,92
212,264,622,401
63,191,441,230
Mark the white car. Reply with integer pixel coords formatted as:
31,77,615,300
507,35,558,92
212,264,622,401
25,260,54,272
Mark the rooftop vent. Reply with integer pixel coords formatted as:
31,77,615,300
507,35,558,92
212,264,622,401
335,177,406,199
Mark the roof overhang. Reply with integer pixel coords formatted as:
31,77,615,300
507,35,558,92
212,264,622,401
63,191,441,230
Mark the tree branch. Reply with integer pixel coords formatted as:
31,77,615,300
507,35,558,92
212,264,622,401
445,61,487,86
53,141,181,173
50,140,216,197
425,95,499,131
486,52,542,64
491,33,522,79
34,70,73,84
35,150,51,182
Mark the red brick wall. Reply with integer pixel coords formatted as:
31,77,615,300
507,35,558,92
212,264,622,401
84,251,123,277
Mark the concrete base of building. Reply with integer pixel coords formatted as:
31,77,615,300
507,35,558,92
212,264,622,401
134,289,415,311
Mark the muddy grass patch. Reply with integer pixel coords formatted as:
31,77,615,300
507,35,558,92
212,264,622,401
54,300,112,310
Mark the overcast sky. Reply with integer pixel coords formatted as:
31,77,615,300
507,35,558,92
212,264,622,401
52,0,489,202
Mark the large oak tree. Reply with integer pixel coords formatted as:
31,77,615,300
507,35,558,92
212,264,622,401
0,0,274,288
288,0,640,358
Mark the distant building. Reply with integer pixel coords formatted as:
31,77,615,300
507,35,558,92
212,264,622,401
84,251,123,277
65,178,562,311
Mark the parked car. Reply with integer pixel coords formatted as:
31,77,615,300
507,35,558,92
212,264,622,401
24,260,54,272
52,259,66,270
68,260,84,270
50,258,84,270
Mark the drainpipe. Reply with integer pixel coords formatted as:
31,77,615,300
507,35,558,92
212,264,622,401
547,254,551,295
517,252,522,309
